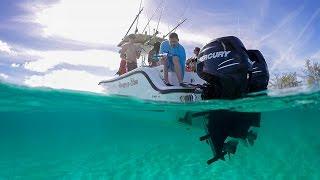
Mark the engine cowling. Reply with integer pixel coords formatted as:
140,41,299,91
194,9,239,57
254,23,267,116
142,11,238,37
197,36,252,99
247,50,269,93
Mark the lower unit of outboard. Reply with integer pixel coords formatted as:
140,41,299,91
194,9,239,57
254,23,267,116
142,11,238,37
197,110,260,165
193,36,269,165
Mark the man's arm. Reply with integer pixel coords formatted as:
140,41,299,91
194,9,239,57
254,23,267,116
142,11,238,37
159,41,169,54
180,45,187,63
186,57,193,64
159,41,169,62
136,45,142,59
148,50,154,61
120,44,128,59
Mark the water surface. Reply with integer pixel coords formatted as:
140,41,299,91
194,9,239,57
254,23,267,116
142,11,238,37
0,82,319,179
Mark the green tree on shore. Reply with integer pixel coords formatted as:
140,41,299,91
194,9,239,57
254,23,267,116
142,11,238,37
269,72,301,89
304,60,320,86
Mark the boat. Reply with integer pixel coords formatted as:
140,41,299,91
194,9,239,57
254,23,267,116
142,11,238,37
98,1,270,164
98,2,269,102
99,35,269,103
98,5,202,103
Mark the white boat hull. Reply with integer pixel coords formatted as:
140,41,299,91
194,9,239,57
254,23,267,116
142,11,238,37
99,66,205,103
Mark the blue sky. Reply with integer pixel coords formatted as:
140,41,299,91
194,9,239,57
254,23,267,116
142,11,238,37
0,0,319,92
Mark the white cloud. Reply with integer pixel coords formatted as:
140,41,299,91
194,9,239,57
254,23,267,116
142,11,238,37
32,0,211,47
0,73,9,80
11,63,21,68
34,0,145,45
24,69,109,93
20,0,201,76
178,30,211,46
0,40,13,54
23,49,120,73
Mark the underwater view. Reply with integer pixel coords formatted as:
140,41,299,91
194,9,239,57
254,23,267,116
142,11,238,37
1,0,320,179
0,81,319,179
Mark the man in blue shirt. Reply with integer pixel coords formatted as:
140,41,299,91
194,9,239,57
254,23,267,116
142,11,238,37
159,33,186,86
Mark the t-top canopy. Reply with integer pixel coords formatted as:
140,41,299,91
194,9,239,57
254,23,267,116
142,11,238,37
117,33,164,47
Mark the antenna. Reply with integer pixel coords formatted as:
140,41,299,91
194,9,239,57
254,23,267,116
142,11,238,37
156,5,164,32
135,0,143,34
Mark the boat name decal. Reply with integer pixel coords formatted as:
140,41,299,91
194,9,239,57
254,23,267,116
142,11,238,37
118,78,139,88
199,51,231,62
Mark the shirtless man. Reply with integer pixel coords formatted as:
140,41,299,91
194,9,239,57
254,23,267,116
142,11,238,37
120,34,141,72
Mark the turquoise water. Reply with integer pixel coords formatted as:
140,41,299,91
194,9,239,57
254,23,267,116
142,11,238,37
0,82,320,179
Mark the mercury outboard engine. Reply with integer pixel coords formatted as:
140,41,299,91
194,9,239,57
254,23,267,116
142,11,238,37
194,36,269,165
197,36,252,99
247,50,269,93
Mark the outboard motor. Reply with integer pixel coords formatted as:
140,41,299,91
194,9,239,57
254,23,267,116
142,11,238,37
197,36,252,99
193,37,270,165
247,50,269,93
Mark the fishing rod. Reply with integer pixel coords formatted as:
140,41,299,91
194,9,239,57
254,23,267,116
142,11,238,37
144,2,164,44
135,0,143,34
156,5,164,32
163,18,187,39
122,8,144,40
141,0,164,34
144,17,187,45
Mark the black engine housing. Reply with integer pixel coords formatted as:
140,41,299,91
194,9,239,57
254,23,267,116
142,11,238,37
247,50,269,93
197,36,252,99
